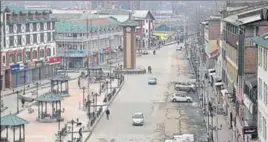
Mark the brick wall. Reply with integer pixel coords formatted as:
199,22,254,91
244,47,257,73
208,20,220,40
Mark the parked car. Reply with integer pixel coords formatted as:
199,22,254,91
132,112,144,126
174,82,196,92
176,46,182,51
148,77,157,85
165,133,195,142
170,92,193,103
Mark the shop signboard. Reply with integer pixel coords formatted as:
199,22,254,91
10,64,20,73
49,56,60,64
243,126,257,135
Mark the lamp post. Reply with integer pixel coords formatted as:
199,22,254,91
68,119,80,142
82,86,85,108
16,90,21,114
108,36,114,94
57,117,61,142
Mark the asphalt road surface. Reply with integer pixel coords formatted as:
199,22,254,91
88,44,207,142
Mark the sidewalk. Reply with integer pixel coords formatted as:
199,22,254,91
1,73,80,97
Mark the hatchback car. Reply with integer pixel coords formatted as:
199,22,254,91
174,82,196,92
171,93,193,103
132,112,144,126
148,77,157,85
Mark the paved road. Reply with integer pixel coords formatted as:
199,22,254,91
88,44,207,142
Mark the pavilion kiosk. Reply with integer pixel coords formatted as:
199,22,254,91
36,92,64,123
51,75,70,97
0,113,29,142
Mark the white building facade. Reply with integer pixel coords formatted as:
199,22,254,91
1,5,59,90
253,34,268,142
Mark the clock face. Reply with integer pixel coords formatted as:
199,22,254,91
126,27,131,32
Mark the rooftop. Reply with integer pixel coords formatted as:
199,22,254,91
55,16,120,33
223,6,268,26
252,33,268,49
1,113,29,126
1,4,51,14
36,92,63,102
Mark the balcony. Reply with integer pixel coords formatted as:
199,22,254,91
55,32,122,42
224,29,238,48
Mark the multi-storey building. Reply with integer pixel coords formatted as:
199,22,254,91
199,16,221,75
253,33,268,142
221,4,268,142
54,13,123,68
0,5,58,90
132,10,155,48
96,9,155,49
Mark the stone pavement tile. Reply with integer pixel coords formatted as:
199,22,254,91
214,115,233,142
3,79,105,142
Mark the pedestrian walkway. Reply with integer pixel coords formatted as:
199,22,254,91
1,73,79,97
0,78,120,142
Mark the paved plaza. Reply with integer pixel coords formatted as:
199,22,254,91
1,73,119,142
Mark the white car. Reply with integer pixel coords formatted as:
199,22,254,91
148,77,157,85
132,112,144,126
171,93,193,103
174,82,196,92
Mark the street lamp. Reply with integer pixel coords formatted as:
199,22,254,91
16,90,22,114
57,116,62,142
108,36,114,94
67,119,81,142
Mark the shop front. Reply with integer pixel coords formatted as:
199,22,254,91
10,63,29,88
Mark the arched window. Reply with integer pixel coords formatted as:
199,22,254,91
26,51,31,60
17,53,22,62
9,54,15,63
47,48,51,56
40,49,45,57
33,50,38,59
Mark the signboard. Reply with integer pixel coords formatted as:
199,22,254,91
10,64,20,73
243,126,257,135
49,56,60,64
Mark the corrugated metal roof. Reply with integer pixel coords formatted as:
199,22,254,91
223,6,268,25
99,15,129,22
132,10,149,18
252,33,268,49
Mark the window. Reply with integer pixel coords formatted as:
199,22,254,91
40,23,44,30
264,83,267,105
26,24,30,32
17,53,22,62
52,32,55,41
9,25,13,33
259,78,263,100
146,29,148,33
263,117,267,141
9,55,15,63
26,51,31,60
52,22,55,30
259,47,261,66
2,56,5,63
260,48,263,67
259,111,263,136
33,23,37,31
17,35,22,45
40,49,45,57
265,49,267,71
47,22,51,30
33,50,38,59
40,33,44,42
48,32,51,42
17,24,21,33
9,36,14,47
26,35,30,44
47,48,51,56
33,34,37,43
